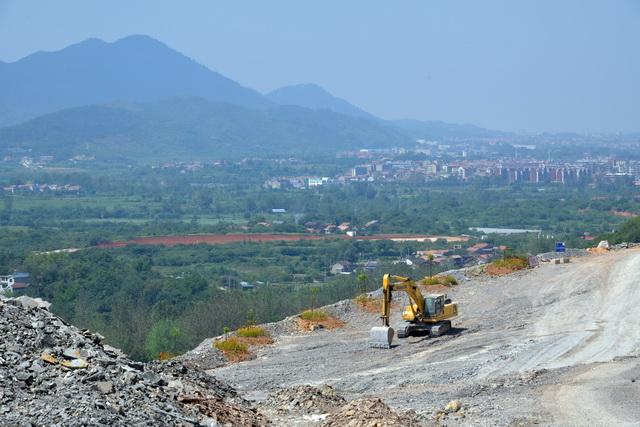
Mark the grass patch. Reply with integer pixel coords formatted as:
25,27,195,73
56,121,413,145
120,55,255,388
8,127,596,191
421,275,458,286
235,325,274,346
486,256,529,275
158,351,175,361
214,337,248,353
214,337,250,362
236,325,268,338
299,309,329,322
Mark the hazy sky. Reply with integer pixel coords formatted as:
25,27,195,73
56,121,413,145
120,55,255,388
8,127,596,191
1,0,639,133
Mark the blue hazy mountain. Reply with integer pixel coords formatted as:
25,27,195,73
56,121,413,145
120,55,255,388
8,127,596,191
0,35,271,126
267,83,375,120
392,119,508,139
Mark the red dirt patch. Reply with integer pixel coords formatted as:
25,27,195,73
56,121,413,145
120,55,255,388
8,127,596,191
98,233,469,248
355,296,383,314
610,210,638,218
235,336,274,347
297,316,345,331
484,265,516,275
419,284,451,294
485,257,529,276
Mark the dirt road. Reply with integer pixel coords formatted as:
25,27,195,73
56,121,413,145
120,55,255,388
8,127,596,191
210,249,640,425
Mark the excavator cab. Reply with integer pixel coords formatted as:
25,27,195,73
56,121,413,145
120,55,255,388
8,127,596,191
424,295,444,317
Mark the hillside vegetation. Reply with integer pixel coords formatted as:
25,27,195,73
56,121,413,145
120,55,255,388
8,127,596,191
0,97,408,161
607,217,640,243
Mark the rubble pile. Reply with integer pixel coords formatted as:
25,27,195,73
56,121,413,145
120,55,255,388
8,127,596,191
0,296,266,426
322,397,419,427
265,384,346,415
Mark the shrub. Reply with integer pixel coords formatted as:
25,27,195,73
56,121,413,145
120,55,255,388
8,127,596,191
214,337,248,353
299,309,329,322
492,256,528,270
422,275,458,286
236,325,267,338
355,294,373,304
158,351,174,361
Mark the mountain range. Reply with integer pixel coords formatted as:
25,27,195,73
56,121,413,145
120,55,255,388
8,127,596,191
0,35,504,161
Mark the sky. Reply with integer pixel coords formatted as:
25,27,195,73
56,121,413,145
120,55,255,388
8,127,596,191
1,0,639,133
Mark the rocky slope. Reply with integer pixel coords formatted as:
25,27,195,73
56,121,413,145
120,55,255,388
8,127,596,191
0,295,266,426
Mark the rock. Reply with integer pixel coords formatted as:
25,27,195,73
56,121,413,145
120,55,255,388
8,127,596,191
597,240,610,249
95,381,114,394
29,362,46,374
444,399,462,413
13,296,51,310
15,372,33,384
61,358,89,369
40,353,58,364
62,348,82,359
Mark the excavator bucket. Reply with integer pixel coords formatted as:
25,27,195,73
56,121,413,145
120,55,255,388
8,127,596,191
369,326,394,349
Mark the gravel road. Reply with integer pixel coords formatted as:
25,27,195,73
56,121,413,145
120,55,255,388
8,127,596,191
211,248,640,426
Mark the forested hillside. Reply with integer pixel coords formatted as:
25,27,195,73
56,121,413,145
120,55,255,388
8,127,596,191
0,97,409,161
607,217,640,243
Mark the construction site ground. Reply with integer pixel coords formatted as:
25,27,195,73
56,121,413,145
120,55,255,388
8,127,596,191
209,248,640,426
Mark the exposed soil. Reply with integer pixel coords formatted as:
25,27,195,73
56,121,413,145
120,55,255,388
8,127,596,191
419,284,452,294
236,336,275,347
354,296,384,314
297,316,345,332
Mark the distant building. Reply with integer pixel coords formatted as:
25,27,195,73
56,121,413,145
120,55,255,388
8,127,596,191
330,261,354,275
363,261,380,272
351,166,369,177
338,222,350,232
240,281,254,291
0,272,30,293
466,243,494,255
271,208,287,214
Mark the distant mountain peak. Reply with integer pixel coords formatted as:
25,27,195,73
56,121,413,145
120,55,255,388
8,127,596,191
0,34,271,126
266,83,375,120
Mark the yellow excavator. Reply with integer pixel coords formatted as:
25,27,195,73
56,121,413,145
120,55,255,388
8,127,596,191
369,274,459,348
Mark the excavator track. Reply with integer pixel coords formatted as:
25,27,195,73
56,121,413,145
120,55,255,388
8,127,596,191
396,320,452,339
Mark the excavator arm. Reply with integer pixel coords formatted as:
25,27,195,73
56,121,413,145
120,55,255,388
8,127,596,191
380,274,425,326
